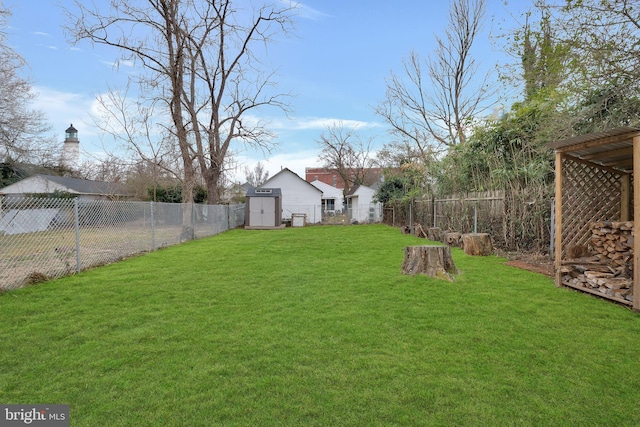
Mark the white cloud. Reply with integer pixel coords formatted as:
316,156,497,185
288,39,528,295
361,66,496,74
281,1,330,21
227,113,384,136
31,86,95,134
99,59,135,69
30,86,108,160
229,148,321,183
271,116,384,131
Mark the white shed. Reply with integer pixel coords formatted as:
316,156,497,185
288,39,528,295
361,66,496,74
259,168,322,223
345,184,383,223
310,179,344,215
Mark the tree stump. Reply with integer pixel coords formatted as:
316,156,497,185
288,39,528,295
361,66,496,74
462,233,493,256
426,227,443,242
402,245,458,281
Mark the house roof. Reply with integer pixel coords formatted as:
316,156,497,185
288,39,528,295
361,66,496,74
42,175,128,195
310,179,341,195
347,182,380,197
546,126,640,174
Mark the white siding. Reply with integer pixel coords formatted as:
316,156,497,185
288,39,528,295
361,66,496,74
260,169,322,223
0,176,72,196
310,179,344,213
347,185,383,223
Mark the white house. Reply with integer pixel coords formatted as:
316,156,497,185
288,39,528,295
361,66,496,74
259,168,322,223
310,179,344,215
0,174,129,200
345,184,383,223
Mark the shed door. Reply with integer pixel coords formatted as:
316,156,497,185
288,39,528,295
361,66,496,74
249,197,275,226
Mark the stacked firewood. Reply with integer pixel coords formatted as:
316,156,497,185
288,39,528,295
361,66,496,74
561,221,634,303
590,221,634,271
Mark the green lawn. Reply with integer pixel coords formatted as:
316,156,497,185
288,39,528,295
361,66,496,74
2,224,640,426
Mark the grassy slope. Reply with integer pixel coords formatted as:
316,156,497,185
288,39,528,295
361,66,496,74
2,224,640,426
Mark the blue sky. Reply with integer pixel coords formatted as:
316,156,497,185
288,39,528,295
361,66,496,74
5,0,528,182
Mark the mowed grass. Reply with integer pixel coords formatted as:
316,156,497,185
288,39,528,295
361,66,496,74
2,224,640,426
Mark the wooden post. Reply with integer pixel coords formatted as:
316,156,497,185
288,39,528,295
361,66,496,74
554,151,563,288
633,137,640,311
402,245,458,281
621,174,630,222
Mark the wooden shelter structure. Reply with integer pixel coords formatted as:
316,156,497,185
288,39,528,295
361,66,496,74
548,127,640,311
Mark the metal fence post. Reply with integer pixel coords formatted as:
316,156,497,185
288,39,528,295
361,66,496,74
74,198,81,272
151,201,156,251
409,200,413,229
474,202,478,233
433,200,437,228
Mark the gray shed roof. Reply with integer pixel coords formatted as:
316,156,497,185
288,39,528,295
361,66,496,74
246,187,282,197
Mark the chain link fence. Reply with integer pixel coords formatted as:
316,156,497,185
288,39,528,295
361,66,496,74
0,196,245,290
381,190,552,252
281,203,383,225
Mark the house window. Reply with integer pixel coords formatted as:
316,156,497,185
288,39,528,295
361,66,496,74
322,199,335,212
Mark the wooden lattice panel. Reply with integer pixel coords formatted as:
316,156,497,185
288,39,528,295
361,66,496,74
561,159,621,259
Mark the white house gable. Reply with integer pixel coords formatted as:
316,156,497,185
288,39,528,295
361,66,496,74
260,168,322,223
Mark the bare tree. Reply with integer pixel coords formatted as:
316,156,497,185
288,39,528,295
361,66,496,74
244,162,269,187
317,123,374,196
65,0,294,207
0,5,56,165
376,0,491,155
89,84,184,198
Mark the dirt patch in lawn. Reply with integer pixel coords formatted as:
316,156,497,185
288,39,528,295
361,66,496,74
504,259,554,277
500,252,554,277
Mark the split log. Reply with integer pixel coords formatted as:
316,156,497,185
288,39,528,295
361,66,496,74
444,232,462,247
414,223,428,238
401,245,458,281
462,233,493,256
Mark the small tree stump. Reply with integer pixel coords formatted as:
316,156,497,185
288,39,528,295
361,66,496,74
462,233,493,256
402,245,458,281
426,227,443,242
